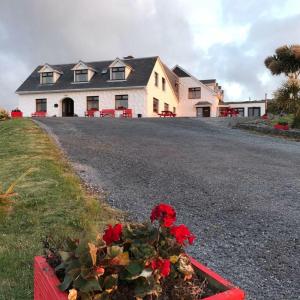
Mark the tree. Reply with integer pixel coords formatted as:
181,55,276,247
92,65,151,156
264,45,300,79
273,79,300,128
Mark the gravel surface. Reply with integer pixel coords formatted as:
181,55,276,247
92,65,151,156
38,117,300,300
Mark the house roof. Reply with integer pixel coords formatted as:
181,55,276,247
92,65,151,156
16,56,158,94
172,66,190,77
200,79,216,84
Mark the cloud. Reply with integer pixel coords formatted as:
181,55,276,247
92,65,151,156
0,0,300,108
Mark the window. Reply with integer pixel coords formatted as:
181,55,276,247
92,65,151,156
75,69,88,82
36,99,47,112
153,98,159,113
164,103,169,111
155,72,159,87
115,95,128,109
188,87,201,99
173,107,176,114
162,77,166,91
41,72,53,84
87,96,99,111
248,107,261,117
111,67,125,80
235,108,245,117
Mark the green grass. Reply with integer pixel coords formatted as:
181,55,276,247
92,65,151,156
0,119,121,299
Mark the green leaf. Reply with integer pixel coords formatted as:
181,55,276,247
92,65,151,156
126,261,143,276
106,245,123,258
80,279,102,293
104,274,118,290
54,262,65,272
58,274,73,291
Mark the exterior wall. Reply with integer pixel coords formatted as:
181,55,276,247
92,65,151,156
18,88,147,117
225,102,266,117
176,77,219,117
145,60,179,117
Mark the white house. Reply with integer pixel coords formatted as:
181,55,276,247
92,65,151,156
16,56,265,118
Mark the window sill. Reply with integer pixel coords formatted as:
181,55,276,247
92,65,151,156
107,79,127,82
71,81,89,84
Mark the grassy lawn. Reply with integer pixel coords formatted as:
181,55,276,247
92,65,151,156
0,119,121,299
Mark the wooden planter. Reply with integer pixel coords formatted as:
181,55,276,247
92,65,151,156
34,256,245,300
11,111,23,118
274,124,289,130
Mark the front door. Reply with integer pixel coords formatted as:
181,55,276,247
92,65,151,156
62,98,74,117
196,107,210,117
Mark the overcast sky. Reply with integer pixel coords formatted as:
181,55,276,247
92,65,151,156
0,0,300,109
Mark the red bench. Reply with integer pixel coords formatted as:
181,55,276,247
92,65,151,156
158,111,176,118
31,112,47,117
122,109,133,118
85,110,97,117
100,109,115,117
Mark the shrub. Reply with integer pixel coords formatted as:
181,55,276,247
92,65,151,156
292,114,300,128
0,108,10,120
44,204,208,299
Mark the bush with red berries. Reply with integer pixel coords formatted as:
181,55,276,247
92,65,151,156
44,204,203,299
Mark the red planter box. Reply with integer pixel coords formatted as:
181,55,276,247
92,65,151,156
274,124,289,130
34,256,245,300
11,111,23,118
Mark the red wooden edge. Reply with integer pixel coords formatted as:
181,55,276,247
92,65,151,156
34,256,245,300
34,256,68,300
190,257,245,300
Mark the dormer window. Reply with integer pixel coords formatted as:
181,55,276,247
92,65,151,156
41,72,54,84
108,58,132,81
111,67,125,80
75,70,88,82
38,64,62,84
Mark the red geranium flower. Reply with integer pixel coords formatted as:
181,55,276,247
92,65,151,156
103,223,122,245
170,224,195,246
151,258,171,277
150,203,176,227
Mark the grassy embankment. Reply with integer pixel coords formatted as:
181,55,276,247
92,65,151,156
0,119,120,299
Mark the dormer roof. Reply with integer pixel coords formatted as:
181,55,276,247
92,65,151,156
38,63,63,74
108,58,133,70
71,60,97,72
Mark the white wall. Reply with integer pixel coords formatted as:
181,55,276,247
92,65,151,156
145,59,179,117
176,77,219,117
18,88,147,117
226,102,266,117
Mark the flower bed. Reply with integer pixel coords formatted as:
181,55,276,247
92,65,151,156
11,111,23,118
273,123,289,130
34,256,244,300
36,204,245,299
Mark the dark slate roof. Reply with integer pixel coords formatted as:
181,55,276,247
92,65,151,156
16,56,158,93
199,79,216,84
172,66,190,77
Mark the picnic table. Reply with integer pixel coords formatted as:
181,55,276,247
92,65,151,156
158,111,176,118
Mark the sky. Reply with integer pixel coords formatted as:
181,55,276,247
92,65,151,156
0,0,300,109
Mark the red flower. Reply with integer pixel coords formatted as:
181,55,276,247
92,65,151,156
103,223,122,245
150,203,176,227
170,224,195,246
151,258,171,277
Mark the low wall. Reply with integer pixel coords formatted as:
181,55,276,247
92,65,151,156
234,123,300,140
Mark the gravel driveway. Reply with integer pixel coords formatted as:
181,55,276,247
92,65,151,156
38,117,300,300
